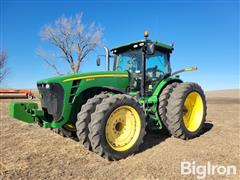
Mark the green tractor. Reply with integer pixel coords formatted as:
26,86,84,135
10,32,206,160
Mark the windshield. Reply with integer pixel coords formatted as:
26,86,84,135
146,51,171,78
114,49,171,76
114,49,171,93
114,49,142,72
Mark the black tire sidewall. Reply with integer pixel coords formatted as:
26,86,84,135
76,93,109,148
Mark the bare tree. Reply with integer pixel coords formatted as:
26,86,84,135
0,50,7,84
38,13,103,74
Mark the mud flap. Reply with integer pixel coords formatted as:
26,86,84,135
9,102,43,123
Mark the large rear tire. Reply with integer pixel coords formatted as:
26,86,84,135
88,94,146,160
76,93,109,150
166,83,207,139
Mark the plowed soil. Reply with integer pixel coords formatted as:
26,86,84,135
0,89,239,180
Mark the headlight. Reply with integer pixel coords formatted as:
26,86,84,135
45,84,50,89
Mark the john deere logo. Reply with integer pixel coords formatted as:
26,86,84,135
85,78,95,81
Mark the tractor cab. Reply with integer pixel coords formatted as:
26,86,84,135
110,34,174,96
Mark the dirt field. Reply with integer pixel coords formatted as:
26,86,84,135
0,89,239,180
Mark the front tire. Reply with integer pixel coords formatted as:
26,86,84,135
88,94,146,160
76,93,109,150
166,83,207,139
51,126,78,141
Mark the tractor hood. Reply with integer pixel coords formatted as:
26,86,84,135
35,70,129,129
37,71,129,84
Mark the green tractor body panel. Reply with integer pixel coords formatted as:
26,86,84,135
10,71,129,128
9,74,181,129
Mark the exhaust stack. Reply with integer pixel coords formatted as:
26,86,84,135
104,46,110,71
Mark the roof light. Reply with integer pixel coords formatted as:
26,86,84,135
133,44,138,48
144,31,149,37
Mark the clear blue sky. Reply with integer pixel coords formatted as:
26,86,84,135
1,0,239,90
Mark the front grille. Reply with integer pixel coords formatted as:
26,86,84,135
37,83,64,121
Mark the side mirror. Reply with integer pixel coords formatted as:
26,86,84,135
96,57,101,66
146,43,155,55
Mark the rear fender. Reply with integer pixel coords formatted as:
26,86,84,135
148,77,183,103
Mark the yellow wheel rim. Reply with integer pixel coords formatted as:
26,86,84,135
105,105,141,152
183,92,204,132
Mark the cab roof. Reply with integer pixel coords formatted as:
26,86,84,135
111,40,174,54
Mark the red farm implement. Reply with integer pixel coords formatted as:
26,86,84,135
0,89,34,99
